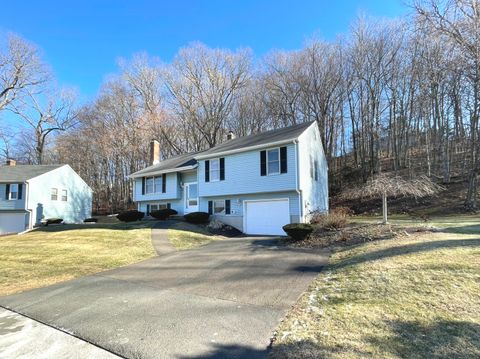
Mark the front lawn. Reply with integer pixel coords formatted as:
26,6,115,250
270,217,480,358
0,222,156,297
167,221,225,250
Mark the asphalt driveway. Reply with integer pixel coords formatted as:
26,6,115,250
0,230,328,359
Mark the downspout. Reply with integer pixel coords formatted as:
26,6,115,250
294,140,303,223
24,180,32,230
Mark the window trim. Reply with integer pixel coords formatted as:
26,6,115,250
145,176,164,194
9,183,18,200
213,199,226,215
51,188,58,201
267,148,281,176
209,158,221,182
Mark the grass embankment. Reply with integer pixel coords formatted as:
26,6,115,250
271,215,480,358
0,221,156,297
168,221,225,250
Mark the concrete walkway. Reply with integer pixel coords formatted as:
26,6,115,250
0,308,120,359
0,224,329,359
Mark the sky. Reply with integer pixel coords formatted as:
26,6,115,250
0,0,407,101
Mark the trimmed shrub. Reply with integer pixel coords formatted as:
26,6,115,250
45,218,63,226
83,218,98,223
184,211,210,224
150,208,178,220
283,223,314,241
117,210,144,222
310,208,349,230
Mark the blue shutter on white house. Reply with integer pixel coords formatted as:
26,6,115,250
260,151,267,176
220,158,225,180
205,160,210,182
142,178,146,195
5,184,10,200
18,184,23,200
162,173,166,193
208,201,213,215
280,147,287,173
225,199,231,215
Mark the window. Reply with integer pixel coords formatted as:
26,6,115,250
210,159,220,182
213,200,225,214
51,188,58,201
9,184,18,200
145,176,163,194
267,148,280,175
151,203,168,212
61,189,68,201
154,177,163,192
146,177,154,194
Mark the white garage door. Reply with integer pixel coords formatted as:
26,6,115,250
244,199,290,235
0,212,27,235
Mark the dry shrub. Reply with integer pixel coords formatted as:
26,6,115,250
310,207,350,230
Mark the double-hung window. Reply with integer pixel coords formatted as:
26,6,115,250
51,188,58,201
146,177,155,194
154,177,162,192
210,159,220,182
267,148,280,175
61,189,68,201
9,184,18,200
213,200,225,214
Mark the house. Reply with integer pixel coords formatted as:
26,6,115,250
0,161,92,234
130,121,328,235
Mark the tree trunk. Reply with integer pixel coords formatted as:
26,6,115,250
382,192,388,224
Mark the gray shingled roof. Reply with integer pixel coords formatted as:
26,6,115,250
0,164,64,182
130,151,204,177
130,121,315,177
198,121,315,158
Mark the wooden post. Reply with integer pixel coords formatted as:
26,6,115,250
382,192,388,224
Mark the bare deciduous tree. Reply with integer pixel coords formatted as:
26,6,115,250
0,33,48,112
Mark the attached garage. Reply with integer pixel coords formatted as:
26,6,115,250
244,199,290,236
0,212,28,235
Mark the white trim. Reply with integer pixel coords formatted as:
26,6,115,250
183,182,198,213
129,165,197,179
266,147,281,176
195,139,296,160
242,198,290,235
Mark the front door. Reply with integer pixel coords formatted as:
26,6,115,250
184,182,198,213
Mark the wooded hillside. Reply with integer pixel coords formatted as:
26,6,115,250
1,1,478,214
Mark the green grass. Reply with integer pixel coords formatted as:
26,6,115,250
270,217,480,358
0,221,156,297
168,221,224,250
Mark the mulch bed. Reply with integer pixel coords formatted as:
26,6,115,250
286,223,439,249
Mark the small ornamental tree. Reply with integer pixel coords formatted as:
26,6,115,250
341,174,443,224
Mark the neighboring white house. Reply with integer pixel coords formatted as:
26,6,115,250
0,161,92,235
130,121,328,235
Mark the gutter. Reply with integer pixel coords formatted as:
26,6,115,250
194,139,297,160
294,140,303,223
128,165,198,179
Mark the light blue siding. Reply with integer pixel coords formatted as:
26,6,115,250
180,171,197,184
198,143,297,197
134,172,180,202
0,183,26,210
137,198,185,215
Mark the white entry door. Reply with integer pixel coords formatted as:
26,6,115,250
244,199,290,235
184,183,198,213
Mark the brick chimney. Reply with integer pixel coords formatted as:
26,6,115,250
149,140,160,166
5,159,16,166
227,131,236,140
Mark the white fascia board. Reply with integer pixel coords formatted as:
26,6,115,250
194,139,297,160
128,165,197,179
